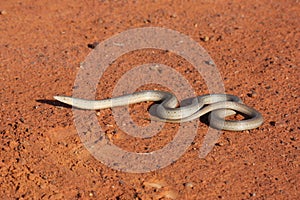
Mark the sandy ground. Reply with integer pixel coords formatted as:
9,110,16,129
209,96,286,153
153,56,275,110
0,0,299,199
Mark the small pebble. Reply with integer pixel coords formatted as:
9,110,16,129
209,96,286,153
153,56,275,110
170,14,177,18
19,117,25,123
184,182,194,189
87,42,99,49
89,191,95,197
201,36,210,42
143,18,151,23
97,17,104,24
0,10,7,15
205,60,215,66
247,90,257,98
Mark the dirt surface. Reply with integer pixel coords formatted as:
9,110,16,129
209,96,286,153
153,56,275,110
0,0,299,199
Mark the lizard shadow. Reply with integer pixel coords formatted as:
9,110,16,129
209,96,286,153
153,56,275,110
36,99,72,109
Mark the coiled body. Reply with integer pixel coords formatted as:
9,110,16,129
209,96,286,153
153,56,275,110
54,90,263,131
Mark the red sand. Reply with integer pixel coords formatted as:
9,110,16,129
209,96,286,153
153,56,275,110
0,0,299,199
